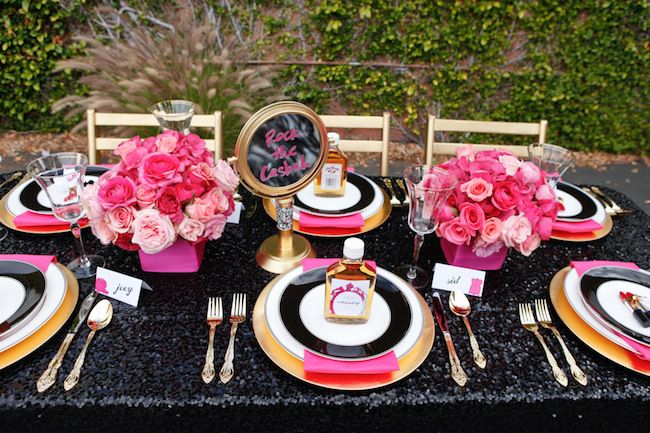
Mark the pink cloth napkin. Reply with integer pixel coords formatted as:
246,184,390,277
553,219,604,233
0,254,56,273
304,350,399,374
13,211,78,231
302,258,376,272
298,212,364,229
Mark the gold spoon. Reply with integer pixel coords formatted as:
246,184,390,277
63,299,113,391
449,290,487,369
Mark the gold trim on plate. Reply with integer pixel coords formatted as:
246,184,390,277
549,266,650,376
550,213,613,242
252,271,435,390
0,264,80,370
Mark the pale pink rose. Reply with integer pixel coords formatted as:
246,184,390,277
472,238,506,258
459,202,485,234
138,152,182,188
155,130,180,154
535,184,555,202
519,162,542,184
205,188,231,215
122,147,148,170
438,218,472,246
480,217,503,244
460,178,493,202
185,197,215,223
80,183,104,220
520,233,541,256
105,206,136,234
114,136,141,158
502,214,532,248
455,144,476,161
91,219,117,245
178,216,205,242
213,160,239,192
499,154,522,176
131,209,176,254
97,176,137,210
136,184,157,209
203,214,227,240
188,162,216,186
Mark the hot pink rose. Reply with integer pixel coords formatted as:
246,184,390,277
91,219,116,245
436,204,457,223
185,197,215,223
122,147,148,171
156,187,183,223
459,202,485,234
213,160,239,192
460,178,493,202
499,154,522,176
175,182,204,203
142,136,157,152
491,180,521,211
188,162,216,187
138,152,182,188
155,130,180,154
203,214,227,240
480,217,503,244
520,234,541,256
438,218,472,246
536,216,554,240
519,162,542,185
114,232,139,251
502,214,532,248
535,184,555,202
105,206,136,234
136,184,157,209
131,209,176,254
97,176,137,210
178,216,205,242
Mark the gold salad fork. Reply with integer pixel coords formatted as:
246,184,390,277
201,297,223,384
219,293,247,384
518,303,568,386
396,178,410,205
382,178,402,206
535,299,587,386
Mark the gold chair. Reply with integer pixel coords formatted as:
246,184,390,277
86,109,223,164
320,112,391,176
425,115,548,165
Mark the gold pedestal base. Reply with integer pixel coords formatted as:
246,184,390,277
256,233,316,274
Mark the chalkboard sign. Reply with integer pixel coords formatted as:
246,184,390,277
235,102,327,198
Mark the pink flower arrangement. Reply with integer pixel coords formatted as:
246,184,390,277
82,131,239,254
435,145,559,257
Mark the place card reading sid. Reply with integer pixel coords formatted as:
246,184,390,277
431,263,486,297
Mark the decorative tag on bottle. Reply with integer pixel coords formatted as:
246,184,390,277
321,163,343,190
94,267,152,307
431,263,486,297
329,278,370,316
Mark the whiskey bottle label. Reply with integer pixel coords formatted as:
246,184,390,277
321,163,343,190
329,278,370,316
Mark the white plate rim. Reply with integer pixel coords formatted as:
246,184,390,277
556,181,606,224
0,277,27,324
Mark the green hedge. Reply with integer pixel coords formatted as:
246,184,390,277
1,0,648,154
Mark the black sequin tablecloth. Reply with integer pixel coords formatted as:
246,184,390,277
1,173,649,433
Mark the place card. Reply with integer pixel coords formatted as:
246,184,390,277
226,201,244,224
94,267,151,307
431,263,486,297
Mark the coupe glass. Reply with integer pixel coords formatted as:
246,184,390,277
149,100,195,134
26,153,105,279
527,143,576,189
398,166,457,289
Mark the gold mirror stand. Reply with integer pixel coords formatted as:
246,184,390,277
256,196,315,273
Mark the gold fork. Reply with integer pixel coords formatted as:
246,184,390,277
382,178,402,206
580,186,616,215
201,297,223,384
535,299,587,386
590,186,630,215
219,293,247,384
518,303,568,386
396,178,410,205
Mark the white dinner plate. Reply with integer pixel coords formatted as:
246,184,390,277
556,182,606,224
0,277,26,324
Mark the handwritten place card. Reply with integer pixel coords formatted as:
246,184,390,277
431,263,486,297
95,267,151,307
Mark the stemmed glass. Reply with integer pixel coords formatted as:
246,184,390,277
26,153,105,279
149,100,195,134
527,143,576,189
0,156,7,241
398,166,457,289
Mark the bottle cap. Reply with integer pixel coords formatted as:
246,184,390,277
327,132,340,148
343,237,364,260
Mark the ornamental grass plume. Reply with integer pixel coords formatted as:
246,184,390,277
52,1,281,153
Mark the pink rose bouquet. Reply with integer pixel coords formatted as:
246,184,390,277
435,145,559,257
82,131,239,254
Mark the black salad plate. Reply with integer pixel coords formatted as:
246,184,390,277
556,182,598,222
294,172,375,216
19,166,108,214
279,268,411,359
580,266,650,345
0,260,46,334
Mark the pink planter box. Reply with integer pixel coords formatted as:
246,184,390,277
439,238,508,270
138,239,206,273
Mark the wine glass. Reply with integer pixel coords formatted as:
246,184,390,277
527,143,576,189
398,166,457,289
26,153,105,279
149,100,195,134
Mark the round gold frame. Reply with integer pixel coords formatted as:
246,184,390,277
550,213,613,242
252,271,435,390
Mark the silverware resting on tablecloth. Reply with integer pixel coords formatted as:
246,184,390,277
219,293,247,384
382,178,402,207
201,297,223,384
580,186,630,216
0,171,24,190
432,292,468,387
449,290,486,369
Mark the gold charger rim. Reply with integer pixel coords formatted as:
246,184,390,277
262,188,393,238
550,213,613,242
549,266,650,376
252,270,435,391
0,263,79,370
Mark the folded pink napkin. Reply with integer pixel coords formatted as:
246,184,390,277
304,350,399,374
14,212,73,231
0,254,57,273
553,219,604,233
298,212,364,229
302,258,377,272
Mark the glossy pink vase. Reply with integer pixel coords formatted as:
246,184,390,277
439,238,508,270
138,239,206,273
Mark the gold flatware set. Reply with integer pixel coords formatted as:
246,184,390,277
581,186,630,216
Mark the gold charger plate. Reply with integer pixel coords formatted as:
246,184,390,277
253,272,435,391
549,266,650,375
0,264,79,370
262,189,392,238
550,213,613,242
